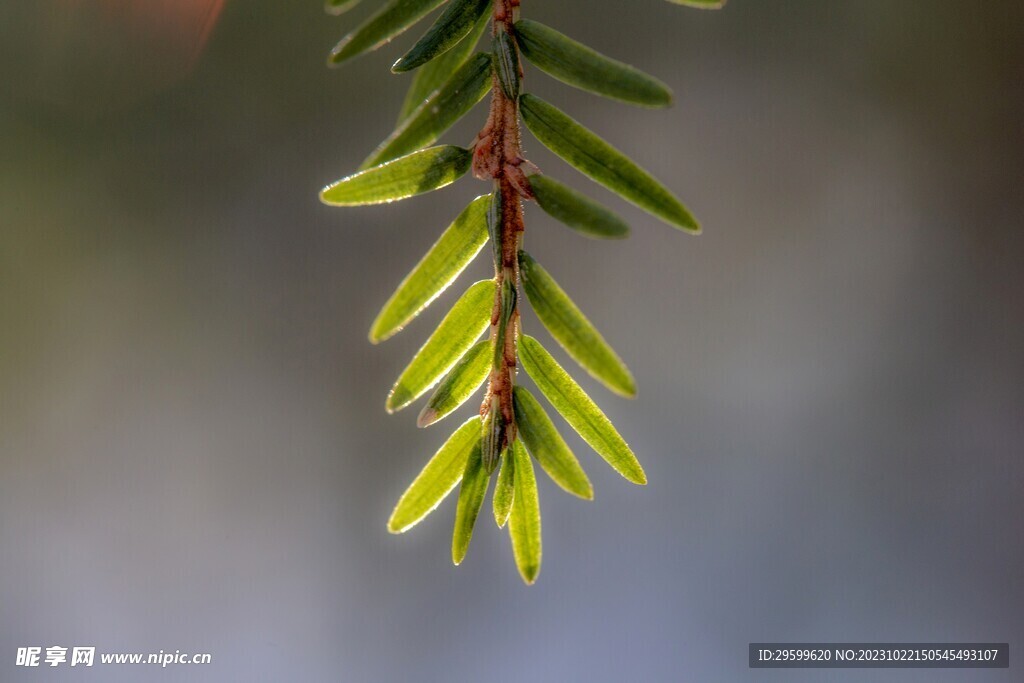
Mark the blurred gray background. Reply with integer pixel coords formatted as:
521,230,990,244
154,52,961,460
1,1,1022,681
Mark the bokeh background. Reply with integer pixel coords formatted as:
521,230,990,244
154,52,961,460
2,1,1022,681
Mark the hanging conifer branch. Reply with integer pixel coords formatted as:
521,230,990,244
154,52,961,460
320,0,724,584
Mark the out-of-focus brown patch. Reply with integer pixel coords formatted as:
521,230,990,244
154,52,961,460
80,0,226,68
9,0,227,115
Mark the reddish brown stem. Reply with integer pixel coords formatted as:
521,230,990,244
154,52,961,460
473,0,530,456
